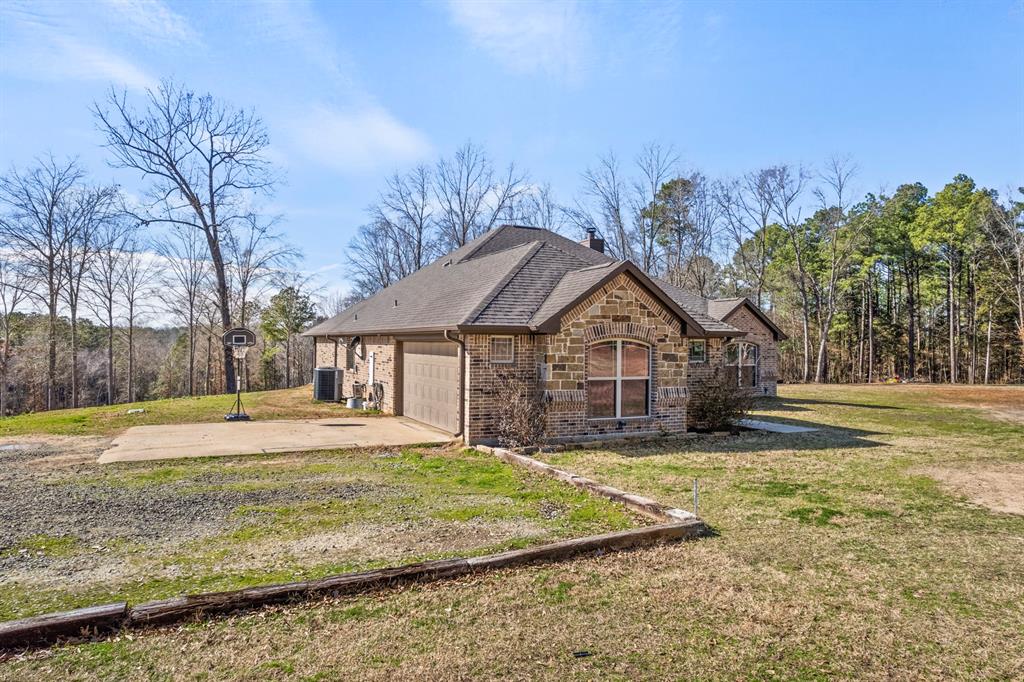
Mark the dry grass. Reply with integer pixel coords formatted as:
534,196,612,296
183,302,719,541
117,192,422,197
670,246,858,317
0,386,369,437
3,384,1024,680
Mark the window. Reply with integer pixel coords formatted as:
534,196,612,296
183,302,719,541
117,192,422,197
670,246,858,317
725,342,759,387
587,340,650,418
688,339,707,363
490,336,514,364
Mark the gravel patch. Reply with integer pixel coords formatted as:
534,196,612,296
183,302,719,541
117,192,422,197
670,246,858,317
0,441,378,585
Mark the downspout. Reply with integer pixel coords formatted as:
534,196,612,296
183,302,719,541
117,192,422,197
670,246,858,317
444,329,466,439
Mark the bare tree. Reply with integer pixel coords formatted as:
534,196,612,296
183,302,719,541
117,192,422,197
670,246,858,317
225,213,295,327
571,152,630,259
346,219,405,296
157,225,209,397
0,157,84,409
94,80,275,394
766,163,813,381
372,165,435,273
808,157,862,383
86,213,135,405
718,169,777,307
433,141,525,250
984,187,1024,364
629,143,678,273
679,173,722,297
0,259,30,416
119,238,157,403
60,184,119,407
516,183,567,234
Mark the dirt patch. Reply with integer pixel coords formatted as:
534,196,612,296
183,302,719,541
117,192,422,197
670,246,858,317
922,462,1024,515
0,435,108,469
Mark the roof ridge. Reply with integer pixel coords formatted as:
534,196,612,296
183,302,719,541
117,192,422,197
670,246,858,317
454,225,509,263
462,241,544,324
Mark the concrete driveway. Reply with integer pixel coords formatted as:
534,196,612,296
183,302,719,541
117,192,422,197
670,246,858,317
98,417,454,464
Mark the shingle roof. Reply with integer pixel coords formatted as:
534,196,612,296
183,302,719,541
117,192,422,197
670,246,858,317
304,225,745,338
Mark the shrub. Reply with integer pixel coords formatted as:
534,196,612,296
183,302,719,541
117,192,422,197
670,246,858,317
688,369,754,432
493,371,547,449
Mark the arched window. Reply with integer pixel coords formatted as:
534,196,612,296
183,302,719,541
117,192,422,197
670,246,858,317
725,342,759,387
588,340,650,418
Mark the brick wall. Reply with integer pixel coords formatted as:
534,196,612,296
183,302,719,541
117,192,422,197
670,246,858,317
313,336,398,413
685,337,725,390
723,306,779,397
463,334,539,444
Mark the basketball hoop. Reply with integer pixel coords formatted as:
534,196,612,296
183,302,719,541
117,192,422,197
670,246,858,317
222,328,256,421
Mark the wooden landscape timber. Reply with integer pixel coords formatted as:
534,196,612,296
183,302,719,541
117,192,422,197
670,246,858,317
475,444,699,524
0,603,128,649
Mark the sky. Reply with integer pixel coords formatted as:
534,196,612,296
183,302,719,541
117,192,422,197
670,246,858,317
1,0,1022,299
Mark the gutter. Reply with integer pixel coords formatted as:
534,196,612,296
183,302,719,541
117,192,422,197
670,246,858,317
444,329,466,439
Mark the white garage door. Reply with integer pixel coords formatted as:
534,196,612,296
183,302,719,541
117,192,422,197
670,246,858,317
402,341,460,433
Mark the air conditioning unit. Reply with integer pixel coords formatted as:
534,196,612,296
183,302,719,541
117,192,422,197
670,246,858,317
313,367,343,402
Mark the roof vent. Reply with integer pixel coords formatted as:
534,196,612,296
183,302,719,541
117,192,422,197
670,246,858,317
580,227,605,254
443,259,452,267
393,299,398,307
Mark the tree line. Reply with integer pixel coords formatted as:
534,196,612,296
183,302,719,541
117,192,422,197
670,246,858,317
348,145,1023,385
4,79,1020,419
0,81,321,416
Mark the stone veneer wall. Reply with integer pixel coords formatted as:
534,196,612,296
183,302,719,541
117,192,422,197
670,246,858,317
313,335,398,413
537,272,689,442
723,306,779,397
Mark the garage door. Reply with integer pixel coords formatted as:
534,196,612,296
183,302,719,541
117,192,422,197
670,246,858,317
402,341,460,433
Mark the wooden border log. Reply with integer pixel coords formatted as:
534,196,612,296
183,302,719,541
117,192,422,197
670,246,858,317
466,521,703,571
484,446,704,526
129,558,472,626
0,603,127,650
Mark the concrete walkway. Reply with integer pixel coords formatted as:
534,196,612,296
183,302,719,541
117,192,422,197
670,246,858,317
98,417,454,464
739,418,819,434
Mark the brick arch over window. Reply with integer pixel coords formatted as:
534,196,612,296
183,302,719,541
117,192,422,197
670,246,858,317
583,321,657,345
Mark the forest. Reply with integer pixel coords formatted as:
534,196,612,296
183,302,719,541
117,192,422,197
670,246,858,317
348,146,1024,387
2,81,1022,416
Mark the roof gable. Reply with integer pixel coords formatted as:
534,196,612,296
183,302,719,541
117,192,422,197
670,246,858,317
530,261,711,336
709,297,788,341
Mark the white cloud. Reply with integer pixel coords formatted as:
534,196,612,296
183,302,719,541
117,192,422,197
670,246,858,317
289,104,433,173
445,0,590,82
99,0,199,46
243,1,433,174
45,35,157,91
0,0,196,91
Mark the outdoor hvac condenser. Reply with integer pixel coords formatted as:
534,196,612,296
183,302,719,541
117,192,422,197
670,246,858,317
313,367,343,402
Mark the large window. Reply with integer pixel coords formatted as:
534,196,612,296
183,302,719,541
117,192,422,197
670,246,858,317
725,342,759,387
588,340,650,418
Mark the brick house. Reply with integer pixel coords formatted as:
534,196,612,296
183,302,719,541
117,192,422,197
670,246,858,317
304,225,786,444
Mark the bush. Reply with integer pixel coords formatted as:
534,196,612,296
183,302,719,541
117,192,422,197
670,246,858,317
688,369,754,432
493,371,547,449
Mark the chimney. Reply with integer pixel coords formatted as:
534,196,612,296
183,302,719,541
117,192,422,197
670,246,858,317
580,227,605,254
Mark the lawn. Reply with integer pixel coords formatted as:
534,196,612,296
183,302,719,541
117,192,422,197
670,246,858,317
0,444,638,622
3,384,1024,680
0,386,370,437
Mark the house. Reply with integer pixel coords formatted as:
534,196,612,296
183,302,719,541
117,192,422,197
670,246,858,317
303,225,786,444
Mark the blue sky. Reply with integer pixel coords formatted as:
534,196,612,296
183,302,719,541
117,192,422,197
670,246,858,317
1,0,1022,295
